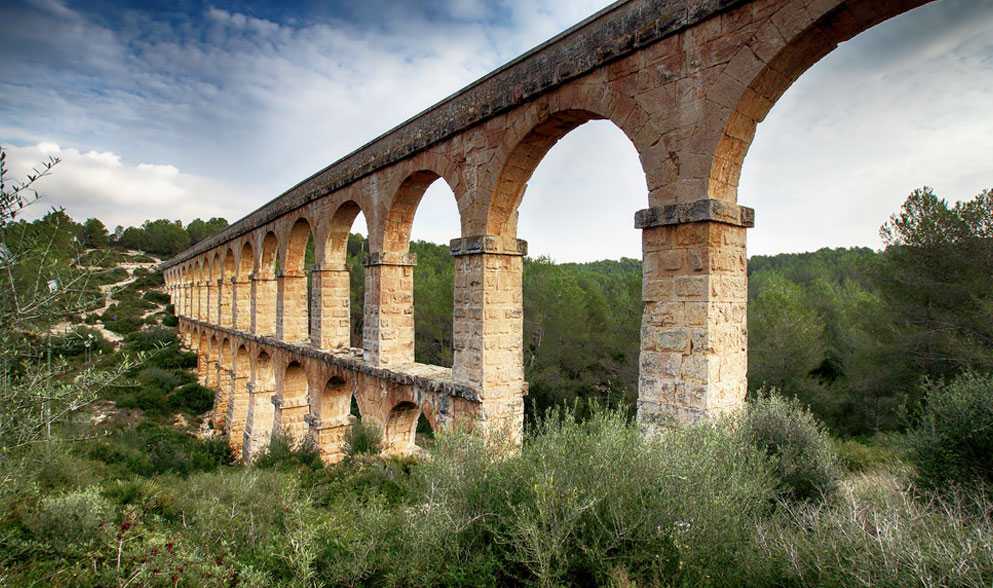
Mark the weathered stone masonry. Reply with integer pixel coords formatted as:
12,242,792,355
163,0,931,460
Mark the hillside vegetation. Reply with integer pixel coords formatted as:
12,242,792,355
1,147,991,586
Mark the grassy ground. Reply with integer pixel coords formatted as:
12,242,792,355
2,252,990,587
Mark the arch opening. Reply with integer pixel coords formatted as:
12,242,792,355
245,350,275,461
255,232,279,336
280,219,314,344
491,110,648,420
316,202,368,351
278,360,310,446
382,400,421,454
387,173,460,367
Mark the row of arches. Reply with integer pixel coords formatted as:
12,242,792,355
185,323,450,461
163,0,937,439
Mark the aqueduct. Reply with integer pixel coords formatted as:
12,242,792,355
162,0,931,461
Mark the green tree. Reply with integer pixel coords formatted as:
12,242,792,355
186,217,229,244
79,217,109,248
747,271,826,397
876,187,993,386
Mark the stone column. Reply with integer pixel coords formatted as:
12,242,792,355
233,278,252,332
184,283,194,317
310,264,352,351
273,395,309,448
197,281,208,321
206,355,219,389
243,381,275,462
362,253,416,367
451,235,527,446
305,413,354,464
276,270,308,343
634,199,753,428
226,371,250,455
252,273,278,336
173,284,182,317
219,278,233,327
206,280,217,324
213,366,233,429
197,346,209,385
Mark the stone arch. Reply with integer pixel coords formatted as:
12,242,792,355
195,260,207,320
383,400,420,454
278,218,313,343
220,248,236,327
244,349,276,461
259,231,279,278
238,240,254,278
482,97,648,238
206,334,221,389
384,170,460,254
228,344,252,454
311,373,353,463
276,360,310,446
235,241,254,331
254,231,280,336
323,200,366,266
283,217,313,273
317,374,350,420
214,336,233,428
705,0,932,203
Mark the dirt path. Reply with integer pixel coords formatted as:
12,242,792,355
72,252,163,343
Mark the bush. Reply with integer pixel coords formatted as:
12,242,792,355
755,474,993,587
26,486,115,555
142,290,171,305
254,433,324,471
345,419,382,457
908,372,993,492
739,392,840,502
84,422,231,477
169,382,214,414
834,435,906,474
366,407,778,587
47,327,113,357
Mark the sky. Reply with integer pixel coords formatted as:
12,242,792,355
1,0,991,260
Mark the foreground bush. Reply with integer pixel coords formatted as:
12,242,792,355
757,474,993,587
739,392,840,502
3,408,992,586
364,408,778,587
908,371,993,492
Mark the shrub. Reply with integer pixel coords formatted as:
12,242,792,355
755,474,993,587
738,392,840,502
345,419,382,457
254,433,324,470
142,290,171,305
362,407,778,587
47,327,113,357
26,486,115,555
169,382,214,414
908,372,993,492
834,435,906,474
85,423,231,477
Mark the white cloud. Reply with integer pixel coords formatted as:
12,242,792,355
1,0,991,261
4,143,242,229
